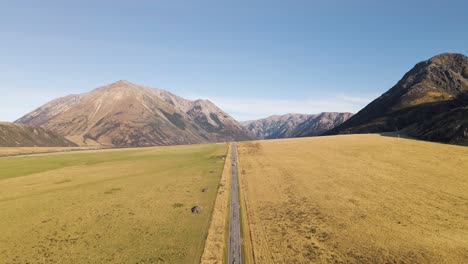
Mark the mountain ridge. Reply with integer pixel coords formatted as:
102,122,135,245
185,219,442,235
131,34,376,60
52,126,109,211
325,53,468,145
243,112,353,139
16,80,254,147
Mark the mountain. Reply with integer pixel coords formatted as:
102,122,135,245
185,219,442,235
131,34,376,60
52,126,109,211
243,112,353,139
325,53,468,145
0,122,77,147
294,112,354,136
242,114,312,139
16,80,254,147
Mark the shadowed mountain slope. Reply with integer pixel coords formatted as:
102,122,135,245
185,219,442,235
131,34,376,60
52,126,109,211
325,53,468,145
0,122,77,147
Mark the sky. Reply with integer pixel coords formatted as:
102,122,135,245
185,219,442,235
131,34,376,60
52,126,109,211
1,0,467,121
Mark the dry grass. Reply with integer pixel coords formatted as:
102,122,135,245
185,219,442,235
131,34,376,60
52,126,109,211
0,143,226,263
201,143,231,264
0,146,101,157
238,143,256,264
237,135,468,263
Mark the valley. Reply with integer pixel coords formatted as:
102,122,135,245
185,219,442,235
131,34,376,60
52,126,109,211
1,133,467,264
1,53,467,263
2,2,467,263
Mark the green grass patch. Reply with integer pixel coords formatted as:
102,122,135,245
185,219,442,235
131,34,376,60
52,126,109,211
0,143,226,263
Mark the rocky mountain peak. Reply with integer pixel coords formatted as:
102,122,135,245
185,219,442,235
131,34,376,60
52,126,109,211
108,80,133,86
16,81,254,146
97,80,142,92
428,53,467,67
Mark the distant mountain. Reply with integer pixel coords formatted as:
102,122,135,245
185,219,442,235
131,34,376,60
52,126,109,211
243,112,353,139
295,112,354,136
326,53,468,145
242,114,312,139
16,80,254,147
0,122,77,147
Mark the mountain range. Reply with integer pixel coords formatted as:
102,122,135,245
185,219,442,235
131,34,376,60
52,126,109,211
10,53,468,147
16,80,253,147
326,53,468,145
242,112,353,139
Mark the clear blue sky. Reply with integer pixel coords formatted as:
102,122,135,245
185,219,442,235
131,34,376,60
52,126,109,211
1,0,467,121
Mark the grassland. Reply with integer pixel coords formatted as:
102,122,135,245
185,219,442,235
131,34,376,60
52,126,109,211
237,135,468,263
0,146,101,157
0,143,227,263
201,144,231,264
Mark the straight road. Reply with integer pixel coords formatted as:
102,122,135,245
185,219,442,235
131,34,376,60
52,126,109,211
228,143,242,264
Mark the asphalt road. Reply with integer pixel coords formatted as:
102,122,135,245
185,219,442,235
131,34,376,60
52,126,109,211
228,143,242,264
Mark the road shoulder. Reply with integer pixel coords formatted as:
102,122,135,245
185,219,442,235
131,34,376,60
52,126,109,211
201,143,231,264
237,143,255,264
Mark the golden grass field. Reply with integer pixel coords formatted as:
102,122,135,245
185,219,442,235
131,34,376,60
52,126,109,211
0,143,226,263
237,135,468,263
201,144,231,264
0,146,102,157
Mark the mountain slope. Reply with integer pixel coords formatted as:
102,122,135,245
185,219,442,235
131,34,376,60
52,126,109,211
243,112,353,139
325,53,468,145
16,80,254,147
0,122,77,147
295,112,354,136
242,114,312,139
